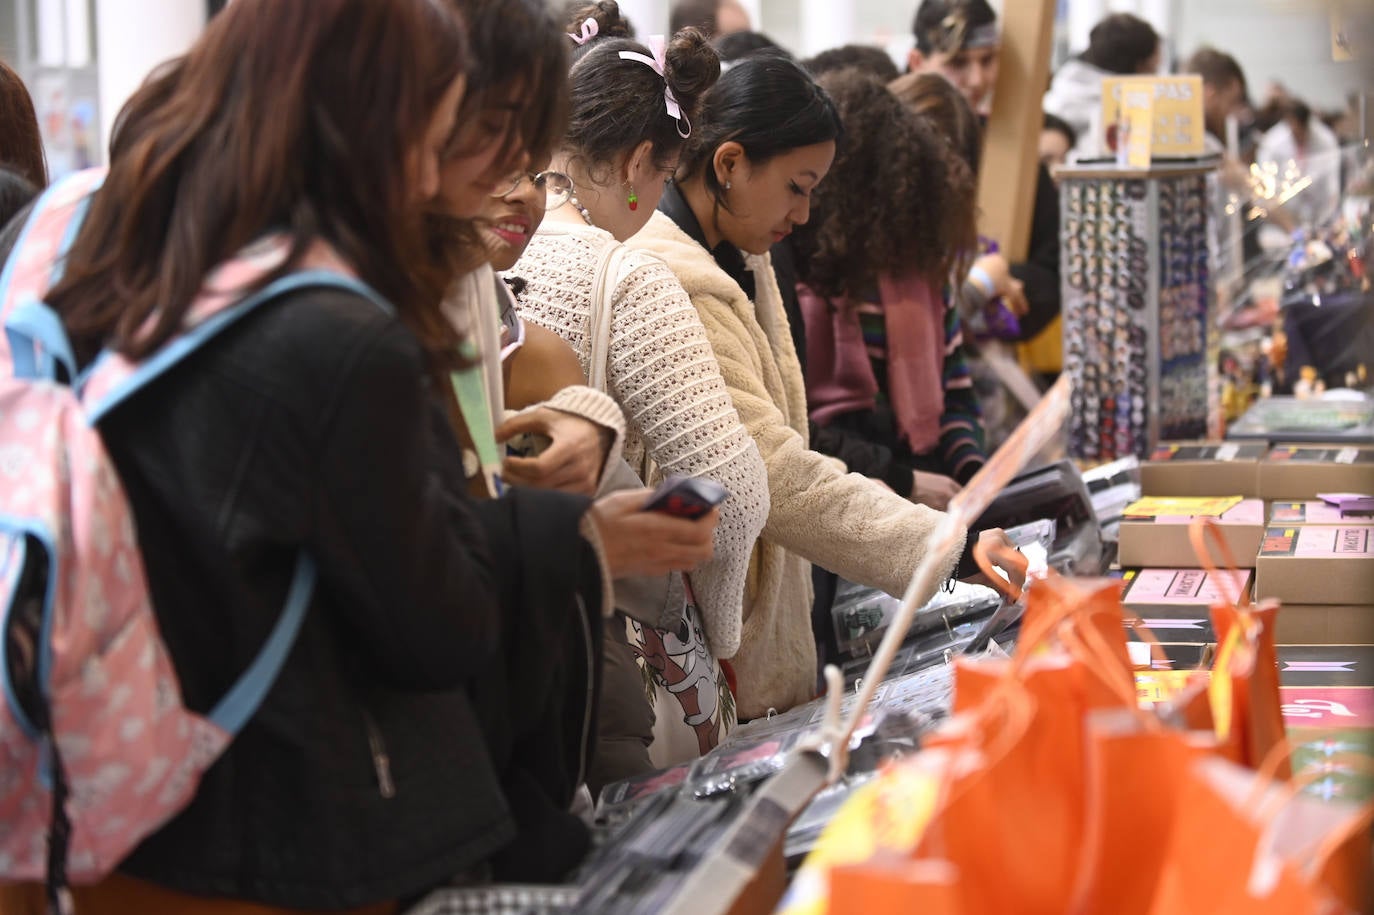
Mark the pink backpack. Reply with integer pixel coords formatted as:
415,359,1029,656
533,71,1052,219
0,169,389,911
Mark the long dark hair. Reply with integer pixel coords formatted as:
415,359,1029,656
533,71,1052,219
795,68,974,299
0,166,37,230
448,0,570,175
889,71,982,176
0,61,47,188
676,52,841,212
912,0,997,56
47,0,467,365
1079,13,1158,75
564,1,720,180
429,0,569,284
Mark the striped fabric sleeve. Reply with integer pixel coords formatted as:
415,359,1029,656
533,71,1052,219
938,286,987,485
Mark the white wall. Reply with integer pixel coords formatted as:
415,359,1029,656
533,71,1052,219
94,0,204,156
1174,0,1362,110
617,0,669,36
748,0,1356,114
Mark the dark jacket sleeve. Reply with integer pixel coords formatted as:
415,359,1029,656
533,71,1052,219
809,420,916,496
312,321,507,689
1010,164,1062,341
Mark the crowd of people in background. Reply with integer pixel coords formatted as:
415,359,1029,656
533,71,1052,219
0,0,1362,911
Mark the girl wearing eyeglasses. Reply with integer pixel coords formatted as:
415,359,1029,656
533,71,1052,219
419,0,724,878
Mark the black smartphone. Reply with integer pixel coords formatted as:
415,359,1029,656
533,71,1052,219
643,476,730,520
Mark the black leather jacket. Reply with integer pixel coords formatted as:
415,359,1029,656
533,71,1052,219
64,282,601,906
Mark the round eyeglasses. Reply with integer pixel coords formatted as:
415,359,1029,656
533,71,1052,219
490,170,574,211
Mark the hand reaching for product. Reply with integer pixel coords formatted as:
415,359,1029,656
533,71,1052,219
965,528,1030,600
911,471,961,511
587,489,719,579
498,407,612,496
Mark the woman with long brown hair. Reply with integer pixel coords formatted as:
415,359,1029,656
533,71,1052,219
792,67,987,499
0,0,713,911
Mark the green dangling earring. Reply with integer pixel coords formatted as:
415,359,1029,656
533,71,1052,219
627,184,639,211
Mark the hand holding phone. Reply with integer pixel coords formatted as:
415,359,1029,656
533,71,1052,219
643,476,731,520
588,486,722,578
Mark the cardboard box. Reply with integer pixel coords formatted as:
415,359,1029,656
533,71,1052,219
1259,446,1374,501
1119,567,1255,643
1268,501,1374,527
1118,498,1266,568
1256,526,1374,605
1274,604,1374,644
1277,644,1374,687
1140,442,1267,497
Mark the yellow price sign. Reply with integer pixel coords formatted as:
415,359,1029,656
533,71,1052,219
1136,670,1205,708
1102,75,1206,159
1123,495,1243,518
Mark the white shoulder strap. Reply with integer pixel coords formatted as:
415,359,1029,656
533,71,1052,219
586,241,629,393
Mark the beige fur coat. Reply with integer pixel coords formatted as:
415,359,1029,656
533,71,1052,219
630,212,965,718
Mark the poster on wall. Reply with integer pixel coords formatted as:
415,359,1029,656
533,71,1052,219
34,72,99,179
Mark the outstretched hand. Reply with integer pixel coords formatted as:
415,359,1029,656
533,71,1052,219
964,528,1029,601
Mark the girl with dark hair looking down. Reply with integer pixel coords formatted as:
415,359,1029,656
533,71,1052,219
633,54,1026,718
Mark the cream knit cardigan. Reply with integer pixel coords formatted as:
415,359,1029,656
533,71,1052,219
629,211,966,718
512,223,770,664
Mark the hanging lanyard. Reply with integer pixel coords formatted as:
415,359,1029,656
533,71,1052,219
449,341,504,498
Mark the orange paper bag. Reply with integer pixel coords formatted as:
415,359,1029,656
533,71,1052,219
1150,754,1373,914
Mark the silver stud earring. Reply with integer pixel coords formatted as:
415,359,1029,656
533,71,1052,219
724,181,732,190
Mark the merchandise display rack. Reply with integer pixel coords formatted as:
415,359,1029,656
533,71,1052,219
1057,161,1221,464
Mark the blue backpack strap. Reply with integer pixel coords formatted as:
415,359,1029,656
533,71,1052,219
0,171,104,382
5,300,77,382
81,269,392,424
207,552,316,734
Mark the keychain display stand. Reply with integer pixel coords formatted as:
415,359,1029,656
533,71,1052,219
1058,161,1221,464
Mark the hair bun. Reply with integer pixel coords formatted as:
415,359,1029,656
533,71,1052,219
664,27,721,114
567,0,633,40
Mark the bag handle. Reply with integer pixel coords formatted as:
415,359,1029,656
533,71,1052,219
207,553,316,733
1188,516,1251,610
81,268,390,422
970,535,1024,603
586,240,628,393
586,240,661,485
